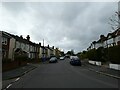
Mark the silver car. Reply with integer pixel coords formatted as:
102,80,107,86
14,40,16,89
49,57,58,63
60,56,65,60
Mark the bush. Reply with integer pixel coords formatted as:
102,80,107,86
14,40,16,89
87,49,96,60
102,48,109,62
95,47,106,62
79,54,87,60
86,47,106,62
14,53,28,61
108,45,120,64
86,46,120,64
2,58,12,64
28,58,35,62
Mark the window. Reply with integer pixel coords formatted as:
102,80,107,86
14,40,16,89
30,46,32,51
118,36,120,41
2,50,7,58
2,37,7,45
21,43,25,50
23,44,26,50
16,41,20,48
26,44,29,51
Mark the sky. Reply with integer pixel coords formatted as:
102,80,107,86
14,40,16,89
0,1,118,54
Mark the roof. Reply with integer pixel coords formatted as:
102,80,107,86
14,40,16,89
2,31,12,38
115,28,120,36
44,46,54,50
97,36,107,43
117,30,120,35
107,29,120,39
2,31,41,47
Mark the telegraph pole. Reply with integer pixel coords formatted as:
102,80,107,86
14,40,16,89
43,39,44,46
43,39,45,62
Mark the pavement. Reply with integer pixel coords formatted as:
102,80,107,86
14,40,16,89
83,61,120,79
2,63,38,80
2,63,40,89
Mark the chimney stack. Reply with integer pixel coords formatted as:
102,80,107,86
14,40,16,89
20,35,23,39
48,44,49,48
39,42,41,46
26,35,30,41
52,46,54,49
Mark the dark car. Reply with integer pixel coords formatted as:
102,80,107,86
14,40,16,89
70,56,81,66
65,55,70,59
49,57,58,63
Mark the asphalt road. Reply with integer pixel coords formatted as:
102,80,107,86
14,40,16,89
9,59,119,88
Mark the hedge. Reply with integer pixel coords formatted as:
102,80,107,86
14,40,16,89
86,48,105,62
2,58,12,64
14,53,28,61
85,45,120,64
108,45,120,64
94,47,106,62
86,49,96,61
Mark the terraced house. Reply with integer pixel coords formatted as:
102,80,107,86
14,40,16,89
87,28,120,50
8,34,40,61
1,31,41,62
1,31,60,63
46,45,55,58
1,31,12,61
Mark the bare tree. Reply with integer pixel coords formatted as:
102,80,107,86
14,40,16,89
108,11,120,30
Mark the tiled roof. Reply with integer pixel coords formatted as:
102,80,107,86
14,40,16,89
117,30,120,35
2,31,12,38
98,37,107,43
116,28,120,35
2,31,41,47
107,28,120,38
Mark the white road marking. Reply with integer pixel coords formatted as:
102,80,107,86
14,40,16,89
4,77,21,89
6,84,12,88
15,77,20,82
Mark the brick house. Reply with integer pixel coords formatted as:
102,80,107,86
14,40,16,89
115,28,120,45
1,31,12,60
87,28,120,51
2,31,41,61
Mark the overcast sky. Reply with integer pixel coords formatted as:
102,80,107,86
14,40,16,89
0,2,118,53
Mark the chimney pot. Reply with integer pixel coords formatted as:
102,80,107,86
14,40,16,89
26,35,30,41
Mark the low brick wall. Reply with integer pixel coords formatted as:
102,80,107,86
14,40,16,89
2,61,27,72
3,61,18,72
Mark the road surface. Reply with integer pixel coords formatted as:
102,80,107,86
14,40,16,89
9,59,119,88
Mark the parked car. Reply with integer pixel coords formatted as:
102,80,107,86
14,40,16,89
65,55,70,59
70,56,81,66
49,57,58,63
50,55,56,58
60,56,65,60
70,56,78,60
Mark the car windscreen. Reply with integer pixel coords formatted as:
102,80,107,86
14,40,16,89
50,57,56,61
71,57,79,61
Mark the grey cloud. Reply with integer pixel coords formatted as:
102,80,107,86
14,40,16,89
2,2,26,15
33,2,117,53
1,2,118,53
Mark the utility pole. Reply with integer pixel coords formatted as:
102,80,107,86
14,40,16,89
43,39,44,46
43,39,45,62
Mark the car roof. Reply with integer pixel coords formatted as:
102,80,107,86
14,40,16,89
50,57,57,60
51,57,56,58
70,56,79,59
